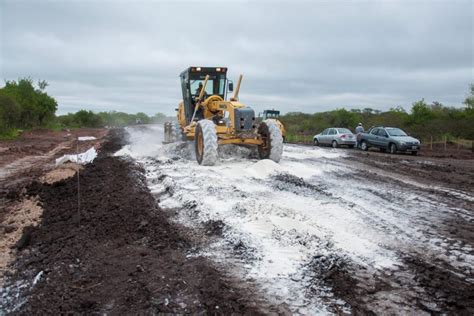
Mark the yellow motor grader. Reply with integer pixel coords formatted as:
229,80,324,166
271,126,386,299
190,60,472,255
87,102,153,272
257,109,286,141
164,66,284,165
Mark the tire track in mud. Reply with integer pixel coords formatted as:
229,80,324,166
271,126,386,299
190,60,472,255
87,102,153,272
306,153,474,314
118,126,474,314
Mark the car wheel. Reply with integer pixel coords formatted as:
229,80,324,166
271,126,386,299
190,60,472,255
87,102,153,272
361,141,368,151
411,151,418,156
314,138,319,146
332,140,338,148
389,143,397,154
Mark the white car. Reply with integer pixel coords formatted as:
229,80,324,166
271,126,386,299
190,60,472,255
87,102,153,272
313,128,356,148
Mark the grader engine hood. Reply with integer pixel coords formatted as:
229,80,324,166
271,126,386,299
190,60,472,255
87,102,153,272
234,107,256,131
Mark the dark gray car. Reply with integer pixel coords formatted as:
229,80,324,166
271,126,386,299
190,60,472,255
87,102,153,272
359,127,421,155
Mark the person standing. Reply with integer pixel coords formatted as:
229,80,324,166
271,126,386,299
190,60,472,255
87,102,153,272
355,123,365,148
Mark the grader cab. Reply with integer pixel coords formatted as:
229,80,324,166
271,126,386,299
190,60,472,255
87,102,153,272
164,66,284,165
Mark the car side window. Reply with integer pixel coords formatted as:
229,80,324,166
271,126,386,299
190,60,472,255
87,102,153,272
378,129,388,137
322,129,328,135
371,128,379,135
329,129,336,135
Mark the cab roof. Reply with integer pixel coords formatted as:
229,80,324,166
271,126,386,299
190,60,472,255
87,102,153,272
180,67,228,77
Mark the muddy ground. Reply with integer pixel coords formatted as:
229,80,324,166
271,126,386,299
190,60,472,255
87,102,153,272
346,149,474,193
0,128,107,191
1,126,473,314
0,128,108,288
0,129,270,314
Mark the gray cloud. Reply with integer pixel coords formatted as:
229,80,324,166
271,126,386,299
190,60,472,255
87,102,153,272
1,0,472,115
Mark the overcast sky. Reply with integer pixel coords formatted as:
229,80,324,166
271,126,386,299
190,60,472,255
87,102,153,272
1,0,472,116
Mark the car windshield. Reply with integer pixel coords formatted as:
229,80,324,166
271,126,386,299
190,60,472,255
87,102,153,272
337,128,352,134
386,128,407,136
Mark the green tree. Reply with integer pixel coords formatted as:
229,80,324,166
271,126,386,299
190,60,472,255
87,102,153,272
135,112,150,124
330,108,358,128
152,112,168,123
73,110,103,127
0,94,21,132
410,99,433,124
464,84,474,110
0,78,57,128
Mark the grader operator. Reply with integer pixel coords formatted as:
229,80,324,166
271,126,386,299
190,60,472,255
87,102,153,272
164,66,284,165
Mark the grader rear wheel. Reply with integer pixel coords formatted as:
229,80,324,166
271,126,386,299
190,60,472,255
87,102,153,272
258,119,283,162
195,119,218,166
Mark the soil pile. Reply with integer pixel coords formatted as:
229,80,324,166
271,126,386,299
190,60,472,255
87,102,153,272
3,131,263,314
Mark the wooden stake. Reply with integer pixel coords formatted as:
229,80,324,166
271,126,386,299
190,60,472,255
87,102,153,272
77,136,81,225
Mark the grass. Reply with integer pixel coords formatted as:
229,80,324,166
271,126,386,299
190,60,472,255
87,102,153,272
0,129,22,140
43,121,63,131
285,133,314,144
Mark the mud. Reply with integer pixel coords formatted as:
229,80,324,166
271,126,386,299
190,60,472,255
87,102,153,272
347,149,474,192
2,125,473,314
1,130,265,315
203,219,226,236
0,128,107,192
0,128,109,287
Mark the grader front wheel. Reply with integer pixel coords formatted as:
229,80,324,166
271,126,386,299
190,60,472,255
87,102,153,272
258,119,283,162
195,120,218,166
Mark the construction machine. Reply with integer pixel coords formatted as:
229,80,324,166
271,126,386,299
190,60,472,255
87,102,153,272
164,66,284,165
257,109,286,140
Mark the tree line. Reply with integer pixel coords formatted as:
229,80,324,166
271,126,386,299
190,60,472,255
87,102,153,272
0,78,171,138
0,78,57,136
280,84,474,142
1,78,473,141
57,110,171,128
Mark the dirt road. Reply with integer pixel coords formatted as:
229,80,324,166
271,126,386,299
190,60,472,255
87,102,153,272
1,125,473,314
117,125,473,314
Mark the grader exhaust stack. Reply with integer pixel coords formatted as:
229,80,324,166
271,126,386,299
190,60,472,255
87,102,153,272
164,66,285,165
230,74,243,101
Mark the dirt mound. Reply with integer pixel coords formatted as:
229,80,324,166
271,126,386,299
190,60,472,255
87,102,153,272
97,128,128,157
0,198,43,286
40,163,81,184
2,134,263,314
